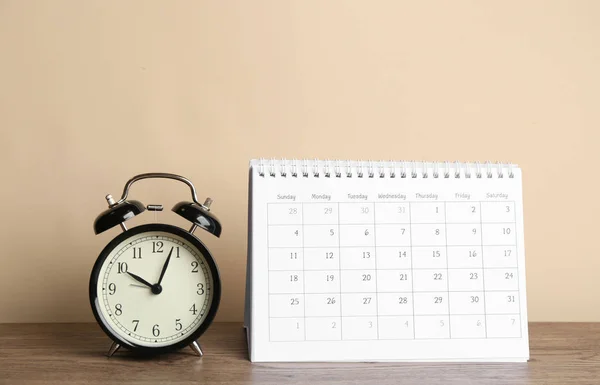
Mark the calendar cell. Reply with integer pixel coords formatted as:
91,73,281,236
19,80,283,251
340,270,377,293
269,271,304,294
483,246,518,267
375,203,411,224
412,270,448,292
376,247,412,269
482,223,516,245
447,269,484,291
268,204,303,225
486,314,521,338
341,293,378,316
374,224,411,247
414,315,450,339
447,246,483,268
378,316,414,339
306,317,342,341
269,248,303,271
410,203,446,224
303,203,339,225
412,247,447,269
446,223,482,246
270,318,305,341
339,203,375,224
485,291,520,314
304,271,341,293
269,294,305,318
341,317,378,340
450,315,486,338
446,202,481,224
339,225,375,247
481,202,516,223
377,292,414,316
484,268,519,291
376,270,412,292
305,294,341,317
449,291,485,314
339,247,376,270
268,225,302,248
411,224,446,246
304,248,340,270
413,292,449,315
303,225,340,248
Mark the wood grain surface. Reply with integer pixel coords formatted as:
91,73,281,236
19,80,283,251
0,322,598,384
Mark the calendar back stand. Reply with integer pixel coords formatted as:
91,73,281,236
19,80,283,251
245,159,529,362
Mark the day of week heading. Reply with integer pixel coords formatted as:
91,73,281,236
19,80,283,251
455,193,471,200
486,193,509,199
378,193,406,200
311,193,331,201
277,194,296,201
415,193,438,200
348,193,368,200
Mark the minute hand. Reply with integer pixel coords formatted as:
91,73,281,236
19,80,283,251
157,247,174,285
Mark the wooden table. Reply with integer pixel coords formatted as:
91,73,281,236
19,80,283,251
0,323,598,384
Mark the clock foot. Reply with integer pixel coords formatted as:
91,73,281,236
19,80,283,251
107,342,121,357
189,341,203,357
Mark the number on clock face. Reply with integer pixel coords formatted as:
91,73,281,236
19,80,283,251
96,231,214,348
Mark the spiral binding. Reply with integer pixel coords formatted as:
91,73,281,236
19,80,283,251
255,159,515,179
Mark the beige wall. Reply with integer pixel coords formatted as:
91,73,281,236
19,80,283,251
0,0,599,323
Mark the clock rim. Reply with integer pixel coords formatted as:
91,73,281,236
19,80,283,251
89,223,221,355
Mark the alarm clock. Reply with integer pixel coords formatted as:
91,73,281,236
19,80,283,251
89,173,221,357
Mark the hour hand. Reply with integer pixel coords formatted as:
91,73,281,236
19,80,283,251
127,271,153,288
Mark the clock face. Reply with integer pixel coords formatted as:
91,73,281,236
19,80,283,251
90,224,220,352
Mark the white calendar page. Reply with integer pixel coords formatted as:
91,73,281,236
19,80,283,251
245,160,529,362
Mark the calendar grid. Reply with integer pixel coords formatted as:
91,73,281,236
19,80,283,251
266,201,517,204
443,202,452,338
267,222,517,226
267,205,270,342
373,203,380,339
270,267,520,271
337,202,343,340
269,313,521,318
301,204,306,341
267,201,522,342
269,288,520,294
514,202,523,339
267,244,521,248
408,203,416,339
479,202,489,337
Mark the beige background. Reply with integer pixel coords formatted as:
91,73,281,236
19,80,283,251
0,0,599,323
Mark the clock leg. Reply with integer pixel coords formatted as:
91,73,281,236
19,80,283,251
189,340,203,357
107,341,121,357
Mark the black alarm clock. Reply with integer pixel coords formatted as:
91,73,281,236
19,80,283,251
89,173,221,357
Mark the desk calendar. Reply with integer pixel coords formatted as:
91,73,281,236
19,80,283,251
245,159,529,362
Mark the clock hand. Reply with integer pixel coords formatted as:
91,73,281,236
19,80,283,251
126,271,153,288
157,247,174,285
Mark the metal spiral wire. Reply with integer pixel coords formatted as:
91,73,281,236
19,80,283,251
255,159,515,179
